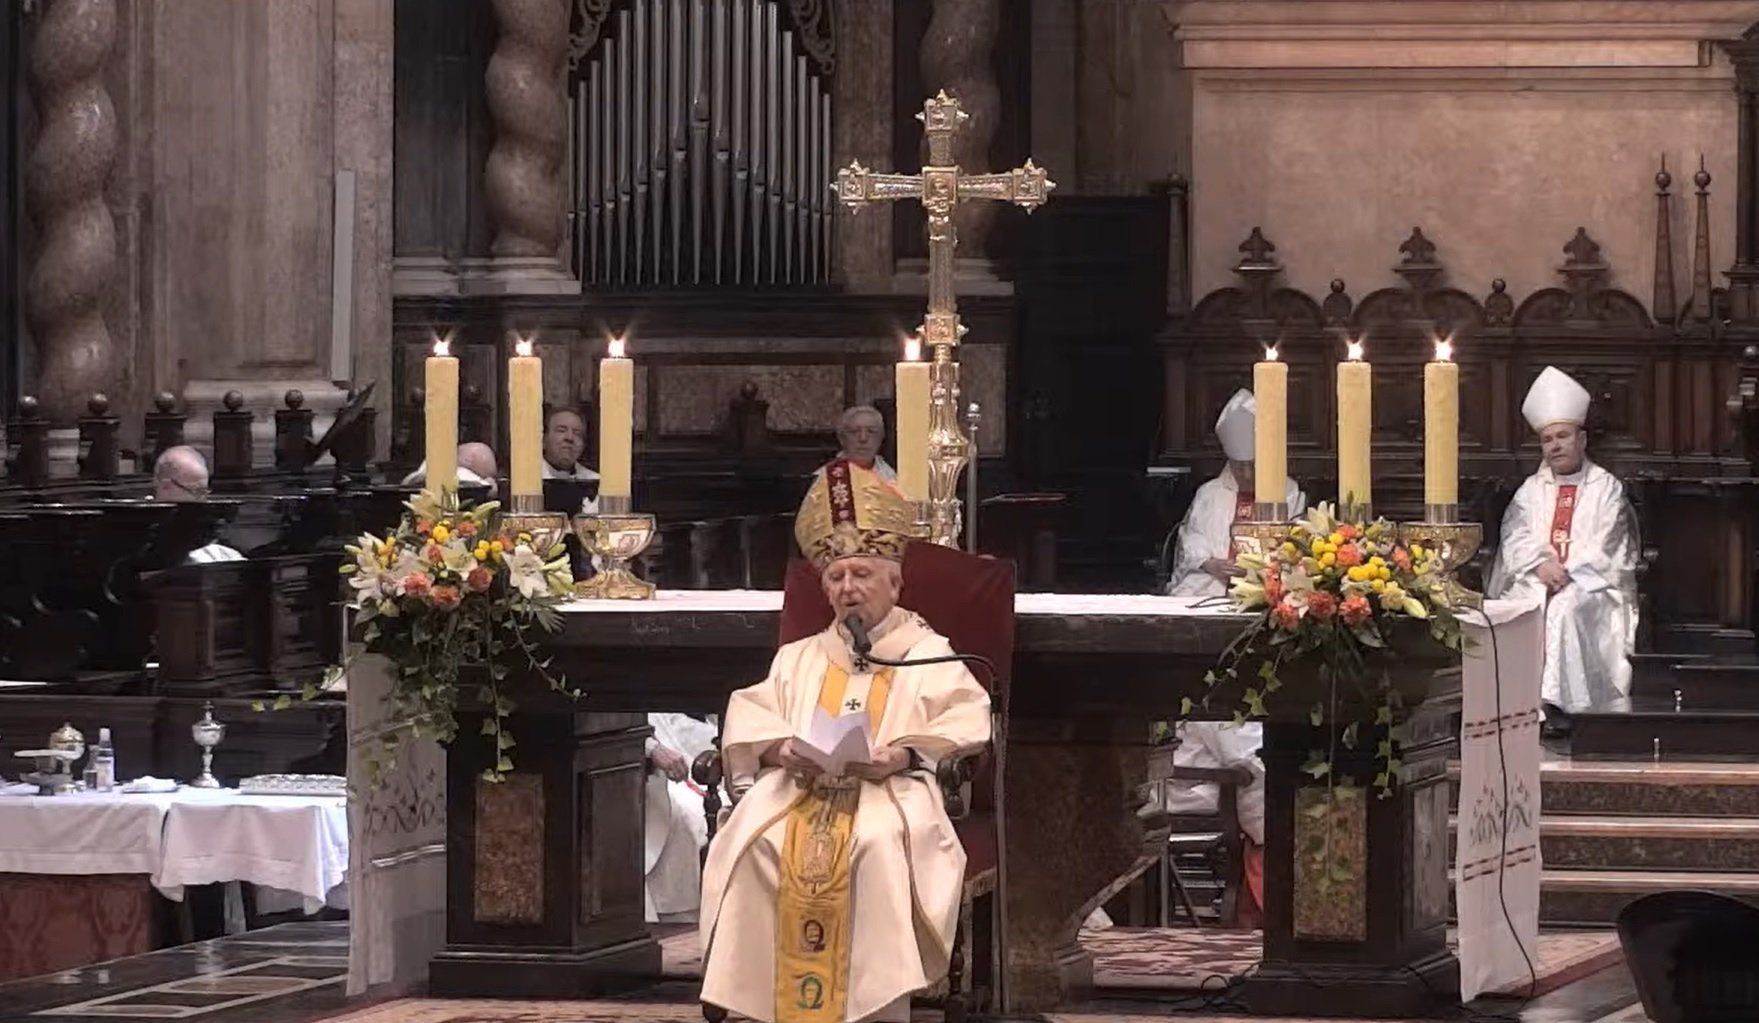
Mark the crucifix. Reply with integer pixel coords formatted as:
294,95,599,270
832,91,1055,547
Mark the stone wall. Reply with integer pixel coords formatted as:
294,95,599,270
1170,0,1759,303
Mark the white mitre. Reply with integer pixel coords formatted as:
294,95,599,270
1216,388,1256,462
1521,366,1591,431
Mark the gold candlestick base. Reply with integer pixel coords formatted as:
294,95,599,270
1399,515,1484,610
573,512,657,600
501,496,572,565
1230,513,1292,559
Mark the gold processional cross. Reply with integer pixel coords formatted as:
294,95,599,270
833,91,1055,547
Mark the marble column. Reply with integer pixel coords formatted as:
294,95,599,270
474,0,578,294
920,0,1002,269
25,0,120,429
1722,26,1759,323
832,0,895,291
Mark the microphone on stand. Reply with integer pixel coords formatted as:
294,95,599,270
840,611,997,687
843,613,874,658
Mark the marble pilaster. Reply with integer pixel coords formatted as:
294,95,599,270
832,0,896,291
920,0,1003,263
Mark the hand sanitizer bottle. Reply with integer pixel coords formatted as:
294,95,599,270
93,728,116,792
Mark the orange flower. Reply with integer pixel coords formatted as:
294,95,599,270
425,543,444,563
464,566,493,593
403,572,431,597
456,520,478,538
1340,594,1372,626
429,585,462,611
1271,601,1301,630
1334,543,1363,568
1391,547,1412,571
416,519,433,536
1264,569,1284,606
1338,523,1361,540
1307,591,1337,620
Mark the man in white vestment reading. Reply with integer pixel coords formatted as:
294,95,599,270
1487,366,1639,728
1156,721,1266,927
699,459,991,1023
1167,389,1307,596
644,712,719,924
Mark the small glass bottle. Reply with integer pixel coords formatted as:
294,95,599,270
92,728,116,792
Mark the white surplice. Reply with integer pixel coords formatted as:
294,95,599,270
1166,470,1307,597
1486,460,1639,714
1155,721,1265,844
699,608,991,1023
645,712,720,923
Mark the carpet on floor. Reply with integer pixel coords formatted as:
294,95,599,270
658,925,1620,998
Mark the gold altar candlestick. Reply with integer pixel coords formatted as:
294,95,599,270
424,338,458,499
1337,339,1372,521
833,91,1055,547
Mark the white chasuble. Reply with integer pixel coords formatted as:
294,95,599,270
1486,461,1639,714
1167,471,1307,597
699,609,991,1023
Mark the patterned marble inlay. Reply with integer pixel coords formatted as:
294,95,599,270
473,773,545,924
1293,786,1368,941
656,365,845,434
31,956,346,1018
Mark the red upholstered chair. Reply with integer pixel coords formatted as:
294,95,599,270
693,543,1014,1023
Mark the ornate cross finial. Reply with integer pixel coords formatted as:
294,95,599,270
1238,227,1277,265
1563,227,1605,268
1399,228,1438,266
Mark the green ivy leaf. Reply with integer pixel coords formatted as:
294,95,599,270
1342,722,1360,749
272,694,292,711
251,700,266,713
496,732,517,751
1375,703,1394,726
1179,696,1194,716
496,756,514,773
481,718,498,736
1302,757,1331,779
1257,661,1277,681
1202,670,1218,687
1309,703,1324,727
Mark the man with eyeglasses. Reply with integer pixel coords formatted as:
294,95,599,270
153,446,245,563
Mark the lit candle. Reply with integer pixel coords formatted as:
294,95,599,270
424,337,458,498
598,335,634,500
894,335,931,501
1424,337,1460,509
1254,346,1288,509
1336,339,1372,514
508,337,543,498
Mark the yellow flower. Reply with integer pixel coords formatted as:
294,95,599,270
1371,578,1386,592
1346,565,1369,582
432,525,450,543
1320,552,1336,567
1369,555,1385,567
1378,565,1391,580
1281,542,1298,557
1328,531,1344,546
1409,543,1425,558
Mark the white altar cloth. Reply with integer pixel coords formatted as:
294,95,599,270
561,590,1236,617
1453,597,1546,1001
0,787,347,911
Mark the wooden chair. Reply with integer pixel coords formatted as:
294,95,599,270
692,543,1015,1023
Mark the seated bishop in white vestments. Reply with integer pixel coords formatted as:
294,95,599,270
1487,366,1639,717
644,712,720,924
700,459,991,1023
1167,389,1307,596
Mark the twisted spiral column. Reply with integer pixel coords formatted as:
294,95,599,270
485,0,571,259
920,0,1002,260
25,0,119,427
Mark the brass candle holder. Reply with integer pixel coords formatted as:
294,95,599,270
500,495,572,562
1399,505,1484,610
1229,503,1292,559
573,497,656,600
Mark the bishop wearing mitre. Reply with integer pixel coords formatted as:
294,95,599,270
699,459,992,1023
1487,366,1640,723
1167,389,1308,596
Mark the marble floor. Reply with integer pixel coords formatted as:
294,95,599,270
0,921,1642,1023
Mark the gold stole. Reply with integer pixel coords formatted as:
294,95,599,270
774,661,895,1023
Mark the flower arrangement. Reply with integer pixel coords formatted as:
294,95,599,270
267,491,577,781
1182,502,1465,800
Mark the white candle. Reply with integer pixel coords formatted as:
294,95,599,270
598,336,634,499
894,336,931,501
508,337,543,498
1425,338,1460,508
1336,339,1372,513
1254,346,1288,505
424,337,458,498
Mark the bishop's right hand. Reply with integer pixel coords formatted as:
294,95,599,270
773,738,824,783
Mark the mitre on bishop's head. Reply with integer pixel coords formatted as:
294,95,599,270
794,458,927,568
1521,366,1592,432
1215,388,1257,462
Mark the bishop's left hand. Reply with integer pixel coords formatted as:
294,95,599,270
851,746,911,782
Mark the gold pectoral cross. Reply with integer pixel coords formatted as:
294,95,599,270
832,91,1055,547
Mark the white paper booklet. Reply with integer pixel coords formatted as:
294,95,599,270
795,709,873,776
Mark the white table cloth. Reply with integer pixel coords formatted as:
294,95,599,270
0,787,348,913
561,589,1238,616
1453,597,1546,1000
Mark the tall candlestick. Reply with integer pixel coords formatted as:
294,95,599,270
1254,348,1288,512
895,336,931,502
1336,340,1372,515
1424,338,1460,509
508,338,543,498
424,338,458,497
599,336,634,500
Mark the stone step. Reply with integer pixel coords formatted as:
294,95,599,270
1571,703,1759,759
1452,759,1759,817
1633,661,1759,711
1451,815,1759,872
1537,868,1759,926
